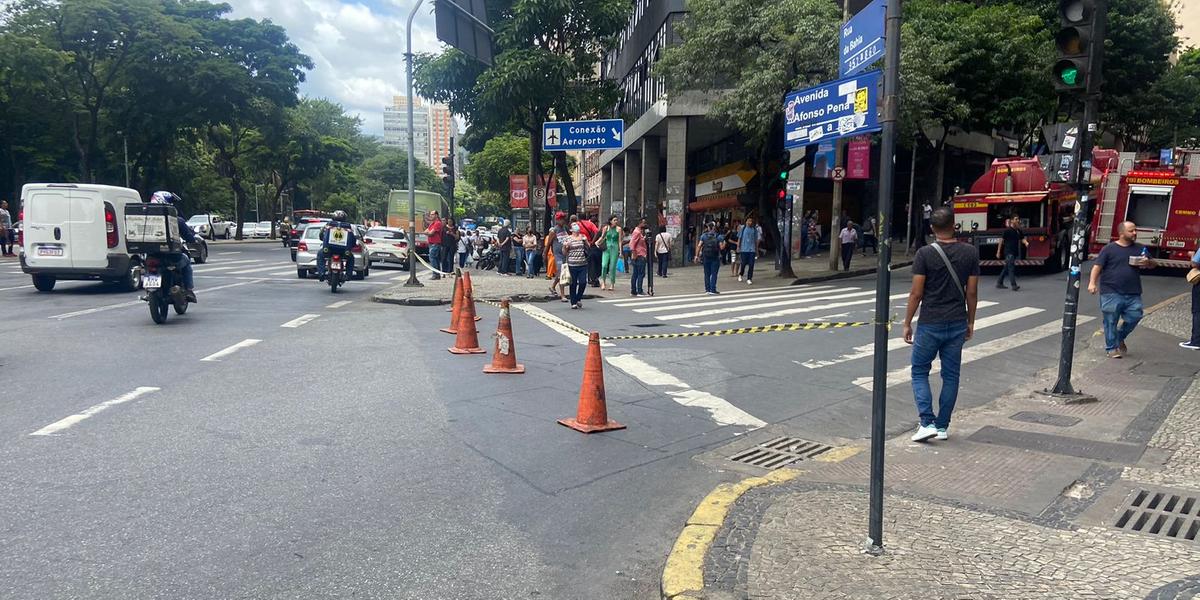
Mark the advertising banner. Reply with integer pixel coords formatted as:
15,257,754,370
510,175,529,209
847,136,872,179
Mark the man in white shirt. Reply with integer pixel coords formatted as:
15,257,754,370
838,222,858,271
655,229,674,277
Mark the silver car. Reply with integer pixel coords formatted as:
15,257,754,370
295,223,369,280
253,221,273,238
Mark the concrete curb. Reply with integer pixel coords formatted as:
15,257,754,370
371,292,601,306
659,447,863,599
789,260,913,286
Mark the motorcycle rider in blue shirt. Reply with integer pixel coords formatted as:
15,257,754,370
316,210,356,282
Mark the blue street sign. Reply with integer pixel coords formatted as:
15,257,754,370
1160,148,1174,166
542,119,624,151
840,0,886,77
783,70,882,149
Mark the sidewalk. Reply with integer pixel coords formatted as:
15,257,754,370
372,249,911,306
665,293,1200,600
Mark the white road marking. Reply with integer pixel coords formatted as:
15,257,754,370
266,269,297,276
799,303,1028,369
200,338,262,362
327,300,352,309
0,284,34,292
850,316,1095,390
47,280,260,320
632,286,855,313
512,302,766,430
599,284,824,304
217,251,242,255
227,264,296,275
688,293,909,326
390,273,410,281
660,290,878,321
192,259,264,272
281,313,321,328
30,387,161,436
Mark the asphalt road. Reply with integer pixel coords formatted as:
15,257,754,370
0,243,1190,599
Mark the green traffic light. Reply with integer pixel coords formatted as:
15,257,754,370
1059,66,1079,85
779,170,788,180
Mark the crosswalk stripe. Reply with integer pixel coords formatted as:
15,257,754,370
655,290,875,321
228,264,295,275
606,284,834,307
632,286,856,314
193,262,268,273
687,293,909,326
800,303,1031,369
850,316,1095,390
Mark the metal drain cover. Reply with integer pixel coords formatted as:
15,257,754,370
1115,488,1200,542
729,437,832,470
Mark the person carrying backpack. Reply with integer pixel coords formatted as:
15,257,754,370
694,221,726,295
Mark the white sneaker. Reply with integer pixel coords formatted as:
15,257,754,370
911,424,938,442
737,275,742,282
936,428,949,440
746,279,752,285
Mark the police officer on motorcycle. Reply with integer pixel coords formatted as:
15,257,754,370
149,191,198,303
316,210,356,282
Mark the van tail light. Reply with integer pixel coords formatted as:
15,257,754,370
364,237,374,244
104,202,118,248
146,257,160,274
298,241,308,252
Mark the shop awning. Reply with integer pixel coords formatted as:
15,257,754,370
694,161,756,197
688,194,740,212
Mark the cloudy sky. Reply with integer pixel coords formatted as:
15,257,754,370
225,0,445,137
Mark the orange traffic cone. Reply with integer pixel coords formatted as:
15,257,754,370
558,332,625,433
448,286,486,354
441,274,464,334
446,269,460,312
462,270,481,322
483,298,525,374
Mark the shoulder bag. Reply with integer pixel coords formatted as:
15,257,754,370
929,242,967,305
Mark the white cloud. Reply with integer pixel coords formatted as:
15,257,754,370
223,0,446,136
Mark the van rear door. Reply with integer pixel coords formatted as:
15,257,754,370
24,186,74,269
68,187,109,269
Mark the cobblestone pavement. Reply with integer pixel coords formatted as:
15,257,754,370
1124,378,1200,491
1141,293,1193,341
738,487,1200,600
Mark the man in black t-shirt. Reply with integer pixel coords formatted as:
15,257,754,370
1088,221,1156,358
996,215,1028,290
903,207,980,443
495,221,513,275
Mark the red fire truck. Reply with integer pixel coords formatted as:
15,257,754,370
1089,149,1200,268
950,155,1104,271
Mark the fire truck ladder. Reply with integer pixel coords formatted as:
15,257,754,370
1096,152,1136,235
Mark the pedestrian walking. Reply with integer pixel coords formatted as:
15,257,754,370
838,221,858,271
522,227,539,278
862,215,878,255
441,217,458,275
695,221,726,295
629,218,648,296
736,217,762,284
457,226,471,269
1181,248,1200,350
806,211,821,257
726,220,740,276
922,202,933,240
598,217,622,290
996,215,1028,290
655,227,674,277
1089,221,1156,358
424,211,444,280
903,207,980,443
551,212,570,298
565,222,590,309
579,215,601,287
0,200,13,256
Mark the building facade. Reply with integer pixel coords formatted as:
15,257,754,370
382,96,456,167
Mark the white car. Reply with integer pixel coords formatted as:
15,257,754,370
295,223,369,280
364,227,409,267
186,214,232,240
253,221,273,238
20,183,145,291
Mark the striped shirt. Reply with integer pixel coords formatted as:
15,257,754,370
565,237,589,266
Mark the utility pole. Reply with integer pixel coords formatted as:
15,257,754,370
828,0,851,272
866,0,902,555
404,0,426,287
1046,0,1108,399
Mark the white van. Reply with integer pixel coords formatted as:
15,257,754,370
20,183,144,292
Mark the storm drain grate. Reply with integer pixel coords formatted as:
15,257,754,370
729,437,833,470
1114,489,1200,542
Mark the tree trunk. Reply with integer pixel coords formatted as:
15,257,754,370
527,125,545,230
933,129,949,207
555,152,576,216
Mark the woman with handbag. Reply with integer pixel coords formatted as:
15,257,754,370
598,216,622,291
1182,248,1200,350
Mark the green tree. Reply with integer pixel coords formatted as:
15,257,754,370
1146,48,1200,147
464,133,556,197
415,0,627,222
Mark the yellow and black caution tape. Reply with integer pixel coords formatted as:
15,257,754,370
602,321,870,341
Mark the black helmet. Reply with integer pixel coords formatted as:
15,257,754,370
332,210,348,221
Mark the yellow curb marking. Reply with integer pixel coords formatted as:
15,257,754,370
812,445,863,463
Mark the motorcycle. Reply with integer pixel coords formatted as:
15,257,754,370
325,252,347,293
475,246,499,271
142,252,192,324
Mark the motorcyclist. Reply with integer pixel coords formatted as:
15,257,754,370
148,191,198,302
316,210,356,282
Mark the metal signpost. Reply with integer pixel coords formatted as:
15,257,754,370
839,0,886,77
783,70,882,150
542,119,625,152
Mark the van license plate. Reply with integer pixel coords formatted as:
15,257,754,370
142,275,162,289
37,247,63,257
984,237,1001,245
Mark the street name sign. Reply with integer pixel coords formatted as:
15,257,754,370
783,70,882,149
542,119,624,151
840,0,886,77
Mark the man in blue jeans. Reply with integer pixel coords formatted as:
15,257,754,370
903,207,979,443
694,221,725,295
1088,221,1155,358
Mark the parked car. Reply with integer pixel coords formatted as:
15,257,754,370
186,214,232,240
20,183,145,292
252,221,273,238
363,227,409,268
295,223,369,280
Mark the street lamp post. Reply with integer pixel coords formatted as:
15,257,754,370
404,0,425,287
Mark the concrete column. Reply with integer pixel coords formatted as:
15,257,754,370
665,117,688,266
641,138,661,221
600,164,613,224
611,157,626,226
623,149,642,228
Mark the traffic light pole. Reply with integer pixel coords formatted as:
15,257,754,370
866,0,902,555
404,0,424,287
1047,0,1107,399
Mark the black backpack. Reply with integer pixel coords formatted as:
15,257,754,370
701,234,721,259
